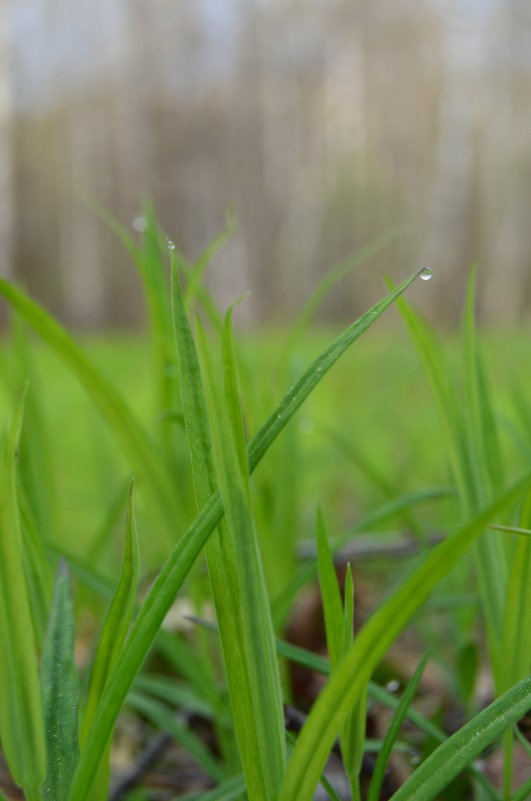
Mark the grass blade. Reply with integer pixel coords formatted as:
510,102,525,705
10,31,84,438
67,267,423,801
388,675,531,801
316,508,343,671
278,475,531,801
0,388,46,799
40,560,80,801
249,267,425,473
368,652,429,801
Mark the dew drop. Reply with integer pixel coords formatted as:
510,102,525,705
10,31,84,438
386,679,400,693
167,239,176,251
420,266,432,281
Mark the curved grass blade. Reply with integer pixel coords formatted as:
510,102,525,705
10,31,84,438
0,277,181,549
67,267,424,801
388,675,531,801
41,560,79,801
367,652,429,801
277,476,531,801
249,267,425,472
316,508,343,671
513,777,531,801
0,388,46,800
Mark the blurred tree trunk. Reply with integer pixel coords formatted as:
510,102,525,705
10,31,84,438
426,1,482,309
482,0,531,319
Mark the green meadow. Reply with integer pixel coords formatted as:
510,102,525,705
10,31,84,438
0,212,529,801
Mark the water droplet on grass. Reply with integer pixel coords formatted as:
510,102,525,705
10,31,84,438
386,679,400,693
420,266,432,281
167,239,176,251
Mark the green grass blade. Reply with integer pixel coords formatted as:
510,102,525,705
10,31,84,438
388,675,531,801
196,314,286,800
81,482,140,743
67,267,422,800
249,267,425,474
490,524,531,538
500,490,531,691
170,259,216,505
17,485,52,646
513,777,531,801
278,476,531,801
40,561,80,801
368,652,429,801
316,508,343,671
0,277,181,549
341,564,366,800
0,389,46,797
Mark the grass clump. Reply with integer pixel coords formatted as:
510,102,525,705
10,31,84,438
0,209,529,801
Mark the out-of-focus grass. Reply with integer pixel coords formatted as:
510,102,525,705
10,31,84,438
1,325,528,576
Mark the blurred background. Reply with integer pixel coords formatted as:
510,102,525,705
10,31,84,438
1,0,531,328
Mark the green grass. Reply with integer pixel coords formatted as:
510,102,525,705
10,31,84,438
0,213,530,801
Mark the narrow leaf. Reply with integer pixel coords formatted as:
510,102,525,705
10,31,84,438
388,675,531,801
41,560,80,801
0,389,46,796
316,508,343,671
